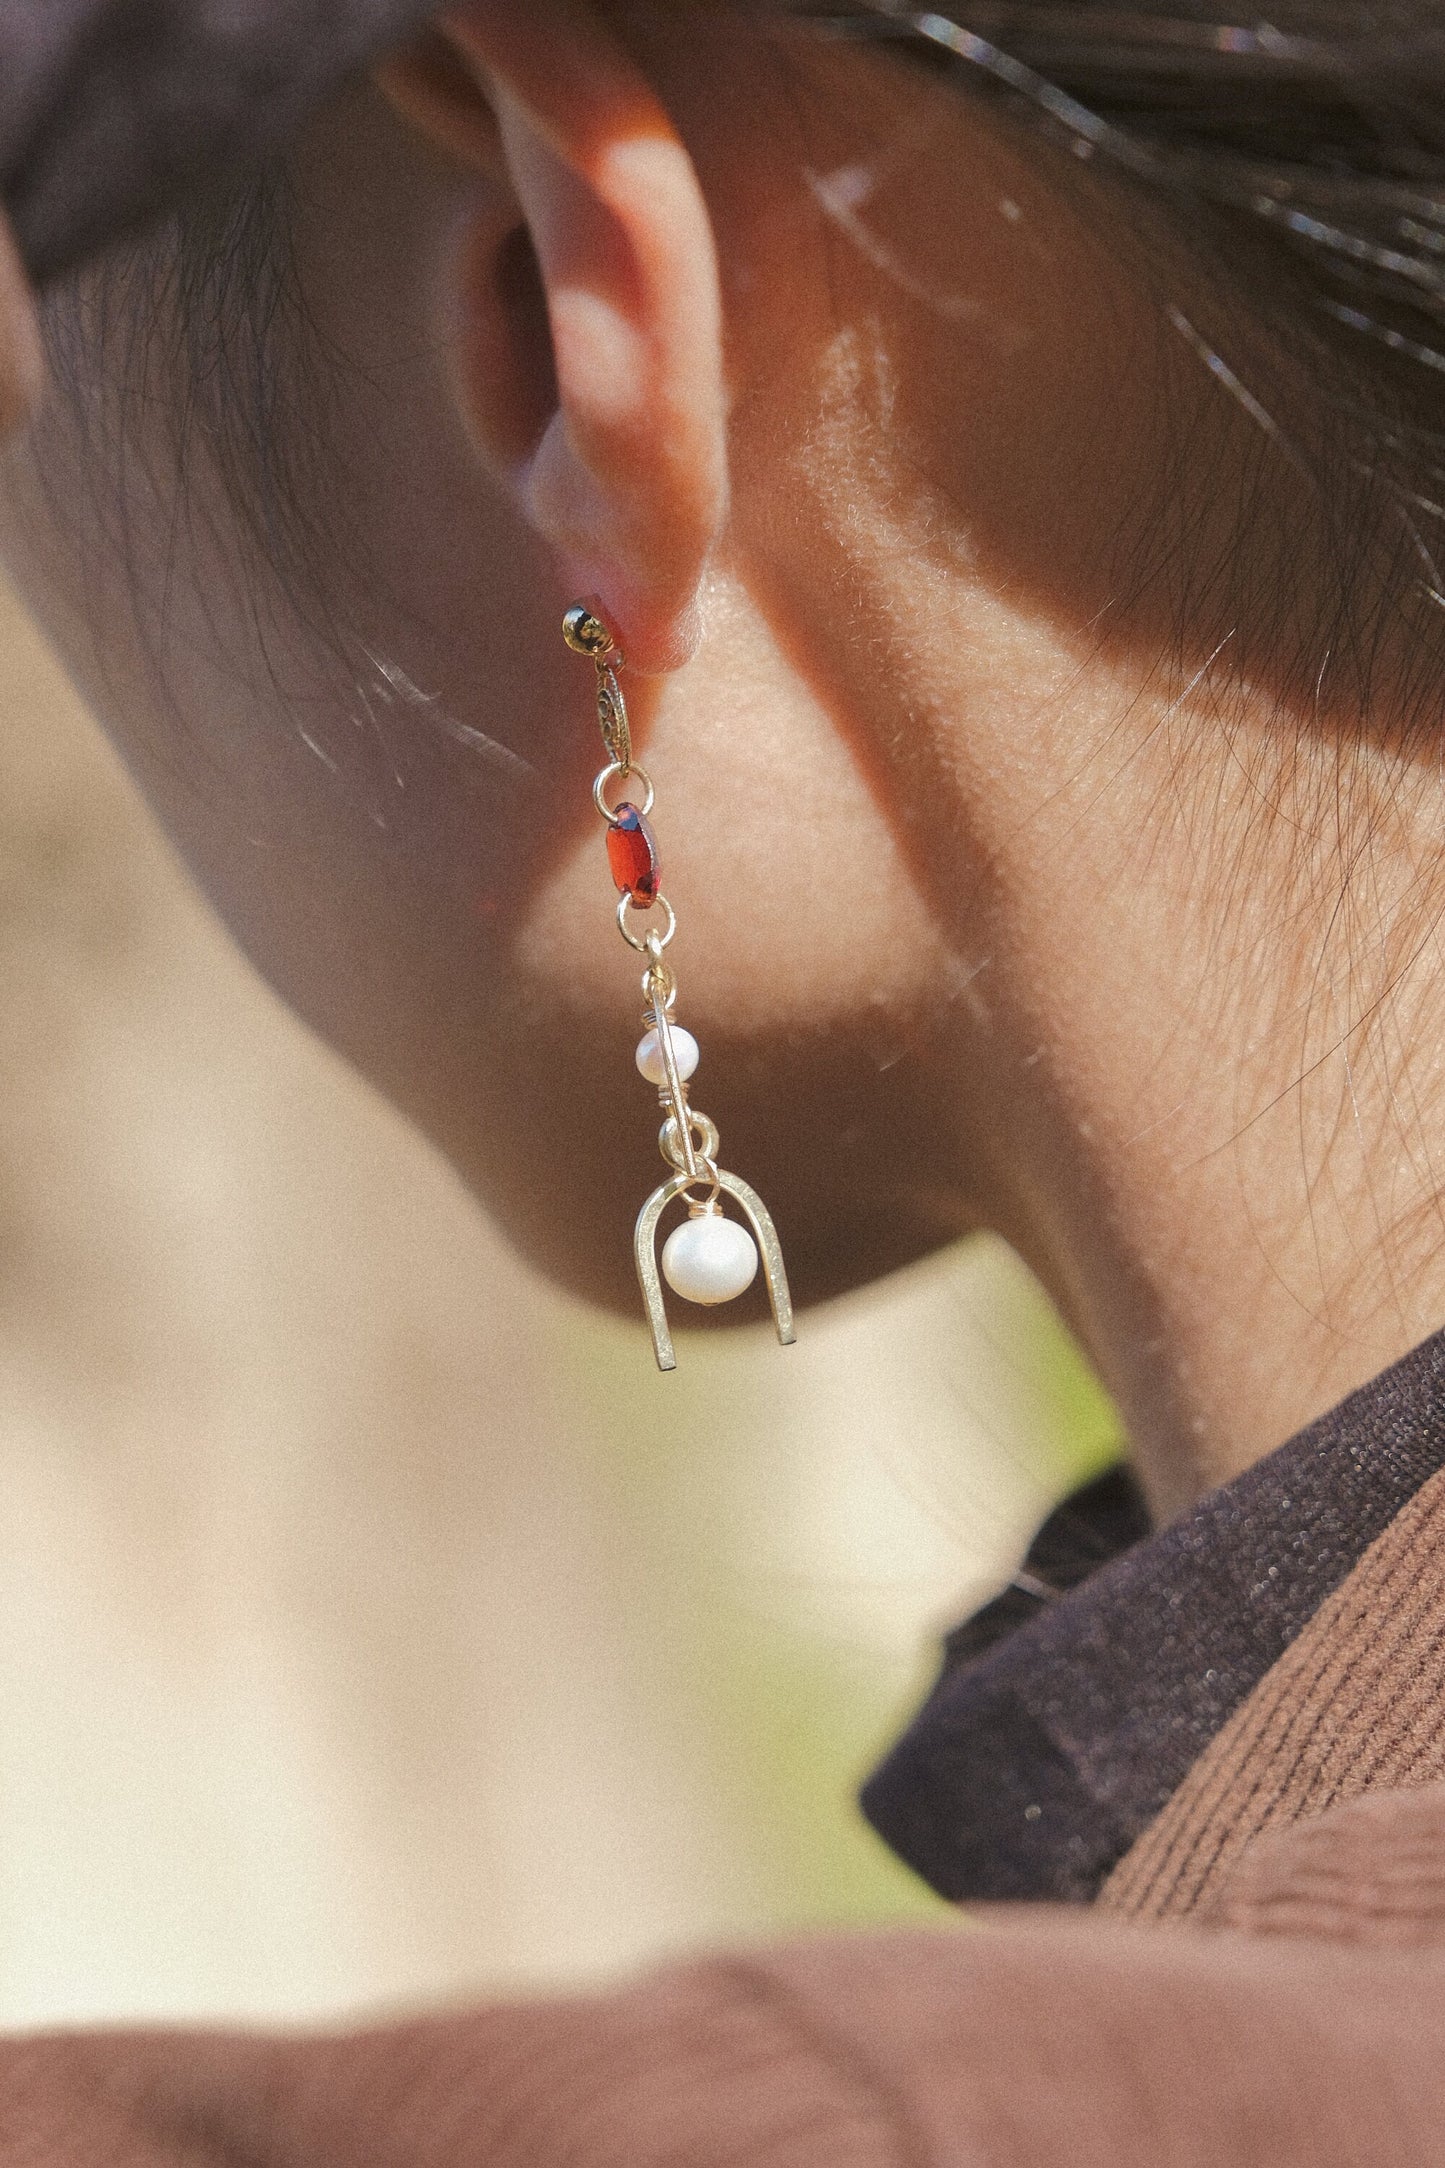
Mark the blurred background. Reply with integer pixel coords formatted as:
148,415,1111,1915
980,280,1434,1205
0,576,1118,2029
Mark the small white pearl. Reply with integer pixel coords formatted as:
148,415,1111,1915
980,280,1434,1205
661,1213,758,1305
636,1025,699,1087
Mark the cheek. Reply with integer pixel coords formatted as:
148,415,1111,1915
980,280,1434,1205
516,617,935,1041
0,256,970,1323
500,581,970,1309
0,514,949,1322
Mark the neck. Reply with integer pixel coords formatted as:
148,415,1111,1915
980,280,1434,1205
668,14,1445,1517
718,481,1445,1520
900,580,1445,1521
698,539,1445,1522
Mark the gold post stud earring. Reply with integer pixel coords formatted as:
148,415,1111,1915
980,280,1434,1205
563,603,796,1373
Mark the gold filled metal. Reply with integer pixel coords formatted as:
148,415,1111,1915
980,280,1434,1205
561,604,614,657
634,1171,796,1373
566,601,796,1372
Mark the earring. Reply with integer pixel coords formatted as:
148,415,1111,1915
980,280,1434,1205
563,603,796,1373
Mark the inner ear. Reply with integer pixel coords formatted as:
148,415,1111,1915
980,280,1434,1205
455,218,558,474
496,224,557,427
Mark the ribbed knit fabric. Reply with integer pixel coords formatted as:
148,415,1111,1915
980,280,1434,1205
1100,1463,1445,1920
14,1919,1445,2167
866,1330,1445,1905
13,1443,1445,2162
243,1972,898,2168
1200,1781,1445,1948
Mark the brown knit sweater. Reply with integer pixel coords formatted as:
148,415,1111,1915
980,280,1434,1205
6,1809,1445,2167
8,1336,1445,2165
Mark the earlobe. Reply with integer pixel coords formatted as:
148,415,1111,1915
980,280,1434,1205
376,0,728,673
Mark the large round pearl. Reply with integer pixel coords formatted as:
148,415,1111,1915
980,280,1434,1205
636,1025,699,1087
662,1213,758,1305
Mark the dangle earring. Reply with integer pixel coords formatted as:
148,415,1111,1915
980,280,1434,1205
563,603,796,1373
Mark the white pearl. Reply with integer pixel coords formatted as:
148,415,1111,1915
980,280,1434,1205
662,1213,758,1305
636,1025,699,1087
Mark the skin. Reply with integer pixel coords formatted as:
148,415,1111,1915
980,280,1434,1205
1,1,1443,1520
0,216,40,439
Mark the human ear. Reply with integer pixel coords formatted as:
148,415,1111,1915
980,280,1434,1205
375,0,727,672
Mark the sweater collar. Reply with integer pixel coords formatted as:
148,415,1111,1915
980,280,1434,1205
863,1329,1445,1904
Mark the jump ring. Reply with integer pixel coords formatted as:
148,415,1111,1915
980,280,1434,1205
661,1112,721,1170
594,761,654,824
678,1164,722,1211
618,890,675,952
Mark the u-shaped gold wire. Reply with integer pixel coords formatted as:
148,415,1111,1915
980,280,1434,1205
634,1173,796,1372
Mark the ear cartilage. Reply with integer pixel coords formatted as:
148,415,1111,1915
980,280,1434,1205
563,602,796,1373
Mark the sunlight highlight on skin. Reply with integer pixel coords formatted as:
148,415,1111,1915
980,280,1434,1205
806,164,1027,344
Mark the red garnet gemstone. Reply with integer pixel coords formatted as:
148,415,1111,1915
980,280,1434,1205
606,803,661,907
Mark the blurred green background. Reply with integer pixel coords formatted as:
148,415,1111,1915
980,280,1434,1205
560,1247,1120,1935
0,580,1118,2027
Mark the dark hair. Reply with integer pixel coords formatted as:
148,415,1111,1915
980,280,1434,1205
864,3,1445,360
822,2,1445,731
56,2,1445,733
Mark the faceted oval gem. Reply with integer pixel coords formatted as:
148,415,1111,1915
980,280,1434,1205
607,803,660,906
